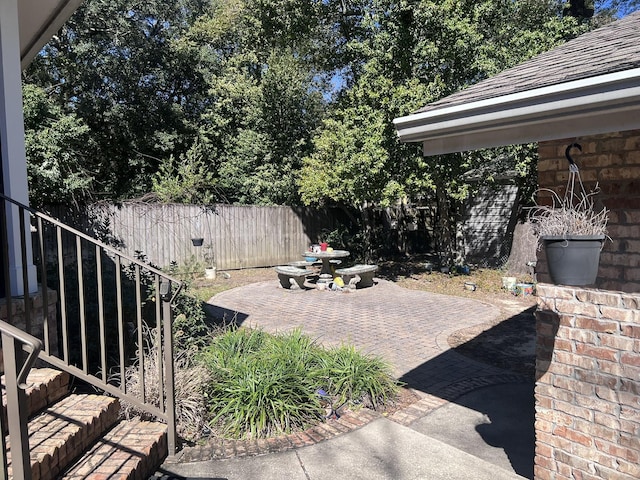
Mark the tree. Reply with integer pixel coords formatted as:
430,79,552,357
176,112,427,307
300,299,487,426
580,0,640,19
299,0,591,262
24,0,209,200
151,140,216,204
23,84,96,207
564,0,595,18
182,0,329,204
23,0,637,212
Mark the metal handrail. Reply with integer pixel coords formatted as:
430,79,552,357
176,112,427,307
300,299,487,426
0,193,185,474
0,320,43,479
0,193,180,285
0,319,43,387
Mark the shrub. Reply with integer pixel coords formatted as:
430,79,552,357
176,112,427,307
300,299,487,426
165,260,212,351
172,290,210,351
199,327,399,439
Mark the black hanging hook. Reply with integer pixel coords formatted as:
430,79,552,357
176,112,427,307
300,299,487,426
565,142,582,167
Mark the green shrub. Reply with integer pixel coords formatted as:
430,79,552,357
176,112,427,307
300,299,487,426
199,327,399,439
320,344,399,409
166,256,206,282
164,260,212,351
172,288,210,351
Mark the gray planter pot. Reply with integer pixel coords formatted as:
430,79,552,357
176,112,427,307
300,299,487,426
542,234,605,286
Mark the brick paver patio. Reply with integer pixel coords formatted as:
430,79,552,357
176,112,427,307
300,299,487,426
170,278,531,464
206,278,514,395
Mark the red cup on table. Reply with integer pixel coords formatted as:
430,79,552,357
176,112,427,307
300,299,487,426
320,242,328,251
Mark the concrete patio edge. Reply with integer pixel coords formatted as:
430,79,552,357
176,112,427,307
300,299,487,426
165,372,530,465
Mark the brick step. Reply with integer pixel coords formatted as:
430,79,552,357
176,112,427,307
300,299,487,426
59,418,168,480
2,368,70,432
6,393,120,480
3,368,167,479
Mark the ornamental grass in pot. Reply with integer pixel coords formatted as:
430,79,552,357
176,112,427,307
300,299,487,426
528,143,609,286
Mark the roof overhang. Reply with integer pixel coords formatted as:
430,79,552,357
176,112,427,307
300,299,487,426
393,68,640,156
18,0,84,69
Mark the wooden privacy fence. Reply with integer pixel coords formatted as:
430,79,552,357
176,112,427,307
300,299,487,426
44,203,341,270
461,184,520,267
43,192,519,271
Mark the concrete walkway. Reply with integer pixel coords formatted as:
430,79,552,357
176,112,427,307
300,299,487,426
158,278,535,479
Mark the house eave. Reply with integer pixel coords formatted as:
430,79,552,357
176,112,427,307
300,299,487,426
19,0,84,69
393,68,640,156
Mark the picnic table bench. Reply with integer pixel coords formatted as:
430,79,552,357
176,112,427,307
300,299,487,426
335,264,378,288
275,265,314,289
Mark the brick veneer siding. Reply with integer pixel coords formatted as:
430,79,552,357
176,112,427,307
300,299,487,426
0,288,58,371
535,283,640,480
537,130,640,293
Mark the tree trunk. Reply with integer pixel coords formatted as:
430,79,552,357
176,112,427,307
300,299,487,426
435,187,456,265
504,222,538,276
359,204,374,263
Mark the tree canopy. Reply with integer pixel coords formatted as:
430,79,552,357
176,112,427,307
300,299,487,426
23,0,638,256
25,0,210,200
292,0,598,259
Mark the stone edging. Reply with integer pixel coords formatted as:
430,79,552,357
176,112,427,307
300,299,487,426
167,409,379,464
166,373,530,464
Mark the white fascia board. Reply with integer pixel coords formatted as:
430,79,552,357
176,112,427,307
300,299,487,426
393,68,640,156
19,0,84,69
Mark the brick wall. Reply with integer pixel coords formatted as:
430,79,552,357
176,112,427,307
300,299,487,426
537,130,640,293
0,288,58,371
535,283,640,480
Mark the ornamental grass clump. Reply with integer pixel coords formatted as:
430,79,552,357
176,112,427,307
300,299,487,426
120,326,211,442
528,144,608,241
319,344,398,410
200,326,399,439
200,328,325,439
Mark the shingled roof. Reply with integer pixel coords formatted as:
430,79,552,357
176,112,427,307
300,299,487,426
418,11,640,114
394,12,640,155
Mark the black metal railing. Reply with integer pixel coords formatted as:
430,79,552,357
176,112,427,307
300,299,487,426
0,193,184,478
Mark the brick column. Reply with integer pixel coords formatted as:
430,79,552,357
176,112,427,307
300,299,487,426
535,283,640,479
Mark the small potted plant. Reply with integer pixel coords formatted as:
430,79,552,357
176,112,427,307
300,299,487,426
528,143,609,286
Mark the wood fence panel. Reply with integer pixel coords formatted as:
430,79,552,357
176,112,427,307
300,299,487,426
46,203,337,271
461,184,519,267
44,195,518,271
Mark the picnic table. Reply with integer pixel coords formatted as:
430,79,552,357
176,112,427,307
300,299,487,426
303,250,350,276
